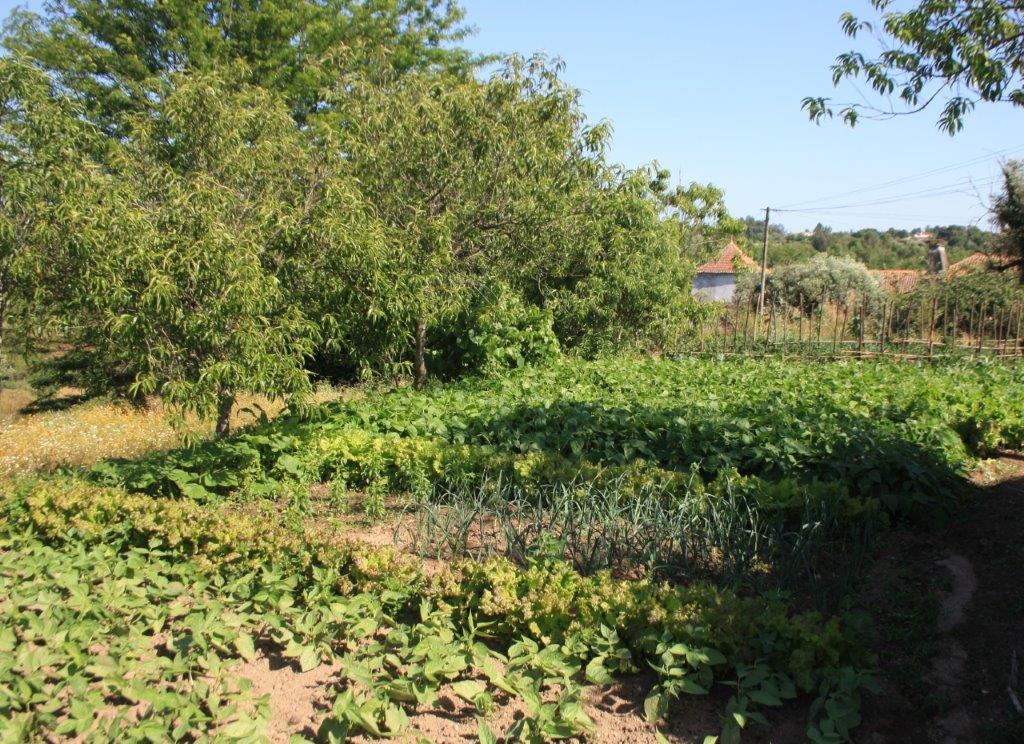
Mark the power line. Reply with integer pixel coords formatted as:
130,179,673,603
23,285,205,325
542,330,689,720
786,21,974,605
775,175,998,213
772,210,976,222
774,145,1024,210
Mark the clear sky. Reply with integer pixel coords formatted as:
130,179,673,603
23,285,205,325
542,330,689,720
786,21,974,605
1,0,1020,232
458,0,1022,233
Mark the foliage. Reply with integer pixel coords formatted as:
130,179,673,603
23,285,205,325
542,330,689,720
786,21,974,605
0,58,106,364
402,470,883,605
901,262,1024,329
0,534,274,741
10,353,1019,739
5,51,703,411
10,70,383,435
994,159,1024,271
0,475,871,741
88,357,1024,533
335,55,694,384
737,254,881,313
658,174,745,263
1,0,478,132
440,283,561,377
739,216,995,270
804,0,1024,133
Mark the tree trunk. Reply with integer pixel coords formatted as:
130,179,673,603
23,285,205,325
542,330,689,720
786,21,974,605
215,391,234,439
413,318,428,389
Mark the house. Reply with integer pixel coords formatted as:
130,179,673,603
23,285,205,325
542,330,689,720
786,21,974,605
868,269,922,294
868,251,1016,294
945,251,1016,278
692,241,758,302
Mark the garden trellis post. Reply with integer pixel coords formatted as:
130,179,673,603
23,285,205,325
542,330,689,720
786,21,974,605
756,206,770,325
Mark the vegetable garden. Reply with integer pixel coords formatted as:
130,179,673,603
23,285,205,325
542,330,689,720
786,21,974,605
4,355,1023,742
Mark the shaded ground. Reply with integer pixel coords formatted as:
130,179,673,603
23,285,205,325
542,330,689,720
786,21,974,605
858,454,1024,743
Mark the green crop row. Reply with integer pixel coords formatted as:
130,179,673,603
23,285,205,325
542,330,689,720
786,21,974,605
1,476,873,742
90,356,1024,525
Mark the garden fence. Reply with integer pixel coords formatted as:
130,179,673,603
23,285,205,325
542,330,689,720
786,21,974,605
689,298,1024,360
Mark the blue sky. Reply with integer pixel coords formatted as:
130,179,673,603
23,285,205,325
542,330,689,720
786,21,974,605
1,0,1019,232
459,1,1021,232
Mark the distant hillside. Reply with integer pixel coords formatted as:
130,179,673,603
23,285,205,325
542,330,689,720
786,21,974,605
737,217,999,270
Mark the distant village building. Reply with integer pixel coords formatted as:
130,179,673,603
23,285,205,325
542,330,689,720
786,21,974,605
868,251,1015,294
692,241,757,302
945,251,1015,278
867,269,921,294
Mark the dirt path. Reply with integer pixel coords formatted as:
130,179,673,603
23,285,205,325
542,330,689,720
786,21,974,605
860,454,1024,743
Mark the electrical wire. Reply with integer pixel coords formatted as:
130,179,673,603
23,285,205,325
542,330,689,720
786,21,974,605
773,145,1023,210
774,175,998,213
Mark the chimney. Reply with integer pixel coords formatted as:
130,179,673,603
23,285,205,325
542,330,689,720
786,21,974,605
927,243,948,273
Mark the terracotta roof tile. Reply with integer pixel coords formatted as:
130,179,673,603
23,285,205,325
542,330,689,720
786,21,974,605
945,251,1016,277
868,269,922,294
696,241,758,274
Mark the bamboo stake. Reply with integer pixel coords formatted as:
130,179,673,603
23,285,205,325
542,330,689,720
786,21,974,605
838,304,850,356
732,301,741,352
741,301,751,351
928,297,937,357
951,299,958,352
942,296,949,344
879,300,888,355
858,298,866,356
1011,304,1019,360
977,302,986,355
798,294,804,348
832,303,841,356
816,302,823,350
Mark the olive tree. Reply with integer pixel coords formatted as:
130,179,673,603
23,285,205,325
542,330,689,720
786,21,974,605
739,254,880,315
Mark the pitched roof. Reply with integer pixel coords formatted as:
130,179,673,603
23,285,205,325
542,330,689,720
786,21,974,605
696,241,758,274
945,251,1016,278
869,269,922,294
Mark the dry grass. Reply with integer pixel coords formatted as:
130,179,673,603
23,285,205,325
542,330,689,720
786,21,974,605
0,384,351,476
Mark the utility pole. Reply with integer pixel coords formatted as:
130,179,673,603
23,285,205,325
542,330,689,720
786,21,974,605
756,206,770,323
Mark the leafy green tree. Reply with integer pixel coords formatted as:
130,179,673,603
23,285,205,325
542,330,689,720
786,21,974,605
0,58,103,376
739,254,880,314
805,1,1024,133
339,60,557,386
2,0,477,131
658,176,744,262
994,159,1024,272
810,223,832,253
6,67,388,435
336,56,686,384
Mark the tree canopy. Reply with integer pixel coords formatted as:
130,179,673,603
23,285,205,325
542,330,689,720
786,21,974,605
2,0,478,131
994,159,1024,271
805,0,1024,134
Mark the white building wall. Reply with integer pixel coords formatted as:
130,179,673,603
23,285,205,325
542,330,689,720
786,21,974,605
692,273,736,302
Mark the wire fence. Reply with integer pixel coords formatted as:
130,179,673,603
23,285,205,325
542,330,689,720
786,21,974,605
687,297,1024,361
